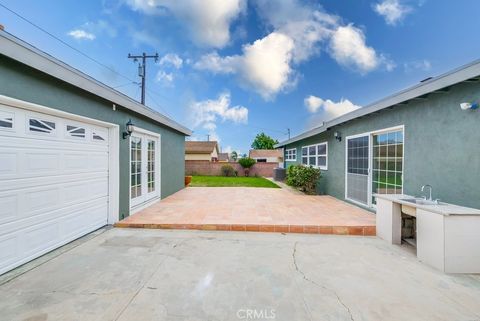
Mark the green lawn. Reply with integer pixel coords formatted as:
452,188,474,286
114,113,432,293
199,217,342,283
189,176,280,188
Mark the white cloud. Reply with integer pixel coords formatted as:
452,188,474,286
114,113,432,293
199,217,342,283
159,53,183,69
254,0,337,63
67,29,96,40
305,96,361,127
125,0,246,48
156,70,174,85
304,95,324,113
67,20,117,41
194,52,238,74
329,24,386,73
404,59,432,73
373,0,413,26
189,92,248,142
195,32,296,100
195,0,391,100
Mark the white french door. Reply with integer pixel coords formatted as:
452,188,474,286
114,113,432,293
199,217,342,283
130,132,160,209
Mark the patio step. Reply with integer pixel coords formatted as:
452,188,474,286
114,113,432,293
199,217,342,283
114,222,376,236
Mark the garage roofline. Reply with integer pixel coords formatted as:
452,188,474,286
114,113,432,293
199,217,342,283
0,30,192,136
276,58,480,148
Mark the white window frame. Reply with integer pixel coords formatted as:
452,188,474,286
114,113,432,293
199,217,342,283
129,126,161,214
301,142,328,170
344,125,405,209
285,148,297,161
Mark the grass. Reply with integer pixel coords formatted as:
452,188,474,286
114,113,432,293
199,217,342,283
189,176,280,188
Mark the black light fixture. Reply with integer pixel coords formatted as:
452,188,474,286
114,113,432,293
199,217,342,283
123,119,134,139
334,131,342,142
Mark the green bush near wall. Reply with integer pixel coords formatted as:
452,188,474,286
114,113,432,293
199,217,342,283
286,165,321,194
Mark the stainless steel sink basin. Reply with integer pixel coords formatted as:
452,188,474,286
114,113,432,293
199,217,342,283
400,198,443,206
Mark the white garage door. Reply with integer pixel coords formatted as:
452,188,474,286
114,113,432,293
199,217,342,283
0,102,110,275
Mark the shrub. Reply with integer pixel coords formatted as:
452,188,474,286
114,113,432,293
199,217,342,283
221,164,236,177
238,157,256,168
286,165,321,194
238,157,256,177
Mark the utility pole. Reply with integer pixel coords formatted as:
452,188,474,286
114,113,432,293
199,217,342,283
287,128,291,139
128,52,159,105
206,134,210,142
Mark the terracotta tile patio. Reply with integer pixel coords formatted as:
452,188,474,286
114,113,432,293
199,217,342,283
115,187,376,236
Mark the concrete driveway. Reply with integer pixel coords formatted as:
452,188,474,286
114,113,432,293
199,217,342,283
1,228,480,321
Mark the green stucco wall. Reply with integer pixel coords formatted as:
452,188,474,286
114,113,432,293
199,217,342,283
0,55,186,219
284,81,480,210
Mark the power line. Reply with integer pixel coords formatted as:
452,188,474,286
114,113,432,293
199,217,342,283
0,3,136,84
145,90,174,119
0,2,175,118
112,81,139,89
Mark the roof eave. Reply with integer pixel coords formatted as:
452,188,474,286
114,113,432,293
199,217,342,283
276,59,480,147
0,31,192,136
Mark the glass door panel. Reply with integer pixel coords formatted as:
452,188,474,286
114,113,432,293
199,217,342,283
346,135,370,205
372,130,403,205
130,136,143,207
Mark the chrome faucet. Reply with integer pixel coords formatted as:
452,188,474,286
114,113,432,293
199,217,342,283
421,184,433,201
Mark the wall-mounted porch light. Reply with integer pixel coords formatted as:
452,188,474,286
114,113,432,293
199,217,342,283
123,119,134,139
334,131,342,142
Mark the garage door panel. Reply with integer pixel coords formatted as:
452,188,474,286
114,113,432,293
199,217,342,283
0,136,108,152
25,152,60,172
0,235,17,269
23,221,60,257
61,203,108,240
25,187,59,213
0,153,17,175
0,195,17,225
63,179,109,203
0,197,108,235
0,150,108,181
0,173,108,193
0,184,108,228
0,201,107,274
0,102,111,275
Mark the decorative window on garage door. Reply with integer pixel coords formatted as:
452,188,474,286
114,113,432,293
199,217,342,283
29,118,56,134
0,114,13,130
66,125,86,138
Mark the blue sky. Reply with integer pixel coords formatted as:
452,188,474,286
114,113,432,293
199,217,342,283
1,0,479,154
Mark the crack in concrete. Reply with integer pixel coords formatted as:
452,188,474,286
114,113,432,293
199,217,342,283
292,242,355,321
112,238,191,321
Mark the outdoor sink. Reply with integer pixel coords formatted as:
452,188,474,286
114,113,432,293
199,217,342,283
400,198,443,206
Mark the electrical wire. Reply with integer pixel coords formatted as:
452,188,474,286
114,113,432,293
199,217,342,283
0,1,176,118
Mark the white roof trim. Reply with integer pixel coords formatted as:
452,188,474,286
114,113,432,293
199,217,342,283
277,59,480,147
0,30,192,135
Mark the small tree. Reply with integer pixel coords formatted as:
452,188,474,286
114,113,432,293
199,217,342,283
230,151,238,161
238,157,256,177
251,132,279,150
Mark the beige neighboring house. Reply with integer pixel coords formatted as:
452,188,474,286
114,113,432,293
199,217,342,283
218,153,230,162
185,141,220,162
249,149,284,167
